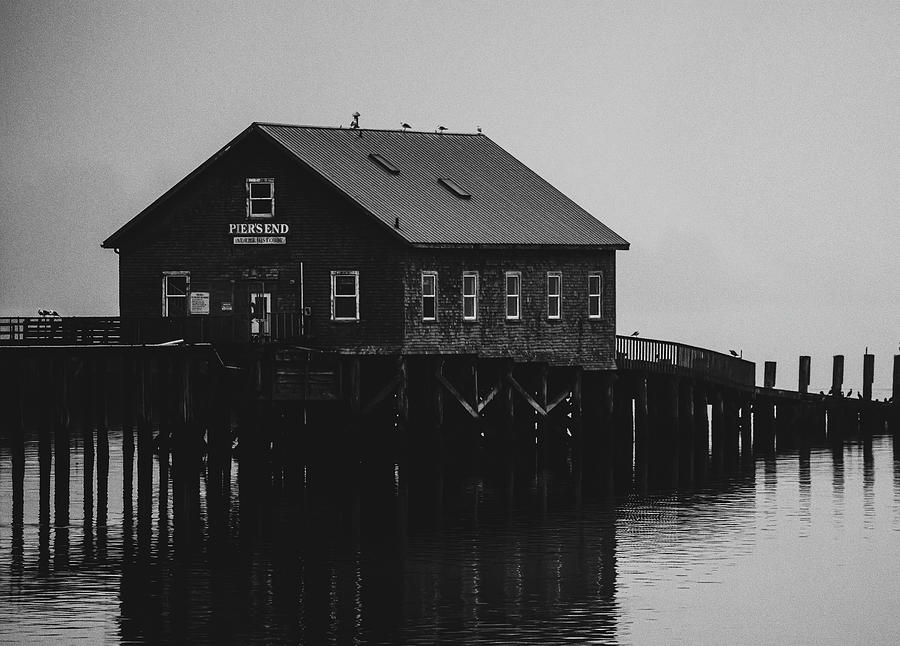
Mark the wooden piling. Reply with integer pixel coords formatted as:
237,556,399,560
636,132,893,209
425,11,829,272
693,386,709,479
612,377,634,485
38,358,52,532
137,356,154,546
95,357,109,529
798,356,811,395
397,355,409,435
80,357,95,531
678,380,695,484
764,362,777,389
832,355,844,397
634,377,649,465
433,357,445,434
754,396,775,454
892,356,899,455
710,389,725,471
54,357,70,528
862,354,874,401
739,397,752,461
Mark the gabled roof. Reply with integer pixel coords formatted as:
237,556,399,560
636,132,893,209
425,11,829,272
103,122,629,249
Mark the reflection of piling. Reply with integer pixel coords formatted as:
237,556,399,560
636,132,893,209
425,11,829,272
80,357,95,535
96,357,109,534
137,356,154,553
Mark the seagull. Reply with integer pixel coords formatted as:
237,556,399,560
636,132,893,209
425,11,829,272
38,309,49,316
729,349,739,357
630,331,639,336
436,125,447,133
401,122,411,130
50,310,59,316
350,111,360,129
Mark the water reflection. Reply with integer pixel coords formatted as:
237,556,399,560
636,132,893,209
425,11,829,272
2,420,900,643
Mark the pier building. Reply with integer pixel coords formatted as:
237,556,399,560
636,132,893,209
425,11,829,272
100,123,629,369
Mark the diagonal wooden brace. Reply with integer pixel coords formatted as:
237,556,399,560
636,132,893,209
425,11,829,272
507,373,547,416
436,370,480,419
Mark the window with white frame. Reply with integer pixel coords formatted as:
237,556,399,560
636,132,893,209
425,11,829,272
247,178,274,218
462,271,478,320
505,271,521,320
547,272,561,319
331,271,359,321
588,272,602,319
162,272,190,317
422,272,437,321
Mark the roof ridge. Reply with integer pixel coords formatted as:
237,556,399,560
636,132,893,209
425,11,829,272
254,122,484,136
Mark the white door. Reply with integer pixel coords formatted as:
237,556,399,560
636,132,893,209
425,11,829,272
250,292,271,336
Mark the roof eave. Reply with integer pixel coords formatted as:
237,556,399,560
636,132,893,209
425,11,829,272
409,241,630,251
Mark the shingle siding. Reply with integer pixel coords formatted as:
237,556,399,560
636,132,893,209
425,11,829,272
401,249,617,369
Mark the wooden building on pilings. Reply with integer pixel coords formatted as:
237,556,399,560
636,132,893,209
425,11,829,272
100,122,630,428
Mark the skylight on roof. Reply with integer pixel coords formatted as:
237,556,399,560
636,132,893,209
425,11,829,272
438,177,471,199
368,153,400,175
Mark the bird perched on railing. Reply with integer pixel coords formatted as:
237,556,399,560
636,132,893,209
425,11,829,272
401,122,411,130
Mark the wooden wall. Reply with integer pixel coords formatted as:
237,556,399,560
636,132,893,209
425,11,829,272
113,130,619,366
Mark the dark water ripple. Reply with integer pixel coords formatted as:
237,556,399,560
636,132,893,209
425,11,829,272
2,429,900,644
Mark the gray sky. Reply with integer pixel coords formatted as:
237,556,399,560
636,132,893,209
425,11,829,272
1,1,897,392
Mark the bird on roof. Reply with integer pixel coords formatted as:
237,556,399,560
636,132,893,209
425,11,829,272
401,122,411,130
847,388,853,397
476,125,482,133
436,125,447,133
38,309,49,316
729,349,739,357
630,331,639,336
50,310,59,317
350,112,360,129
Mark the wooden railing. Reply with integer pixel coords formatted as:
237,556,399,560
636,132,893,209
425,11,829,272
0,314,308,346
616,335,755,388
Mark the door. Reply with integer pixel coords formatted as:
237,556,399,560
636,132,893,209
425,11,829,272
250,292,271,337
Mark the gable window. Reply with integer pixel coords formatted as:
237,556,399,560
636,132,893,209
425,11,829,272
247,178,274,218
422,272,437,321
331,271,359,321
589,272,602,319
462,272,478,320
547,272,561,319
505,271,521,320
162,272,190,317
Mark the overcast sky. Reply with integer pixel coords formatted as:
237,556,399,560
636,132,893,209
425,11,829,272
1,1,897,392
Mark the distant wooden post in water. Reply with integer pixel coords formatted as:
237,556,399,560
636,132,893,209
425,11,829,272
764,362,776,389
863,353,874,401
832,355,844,397
798,356,810,394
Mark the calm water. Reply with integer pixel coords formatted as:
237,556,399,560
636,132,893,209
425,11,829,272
2,425,900,644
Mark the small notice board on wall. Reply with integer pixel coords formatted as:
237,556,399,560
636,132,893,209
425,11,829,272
190,292,210,315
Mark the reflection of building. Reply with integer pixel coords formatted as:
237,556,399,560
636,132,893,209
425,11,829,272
102,123,628,368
